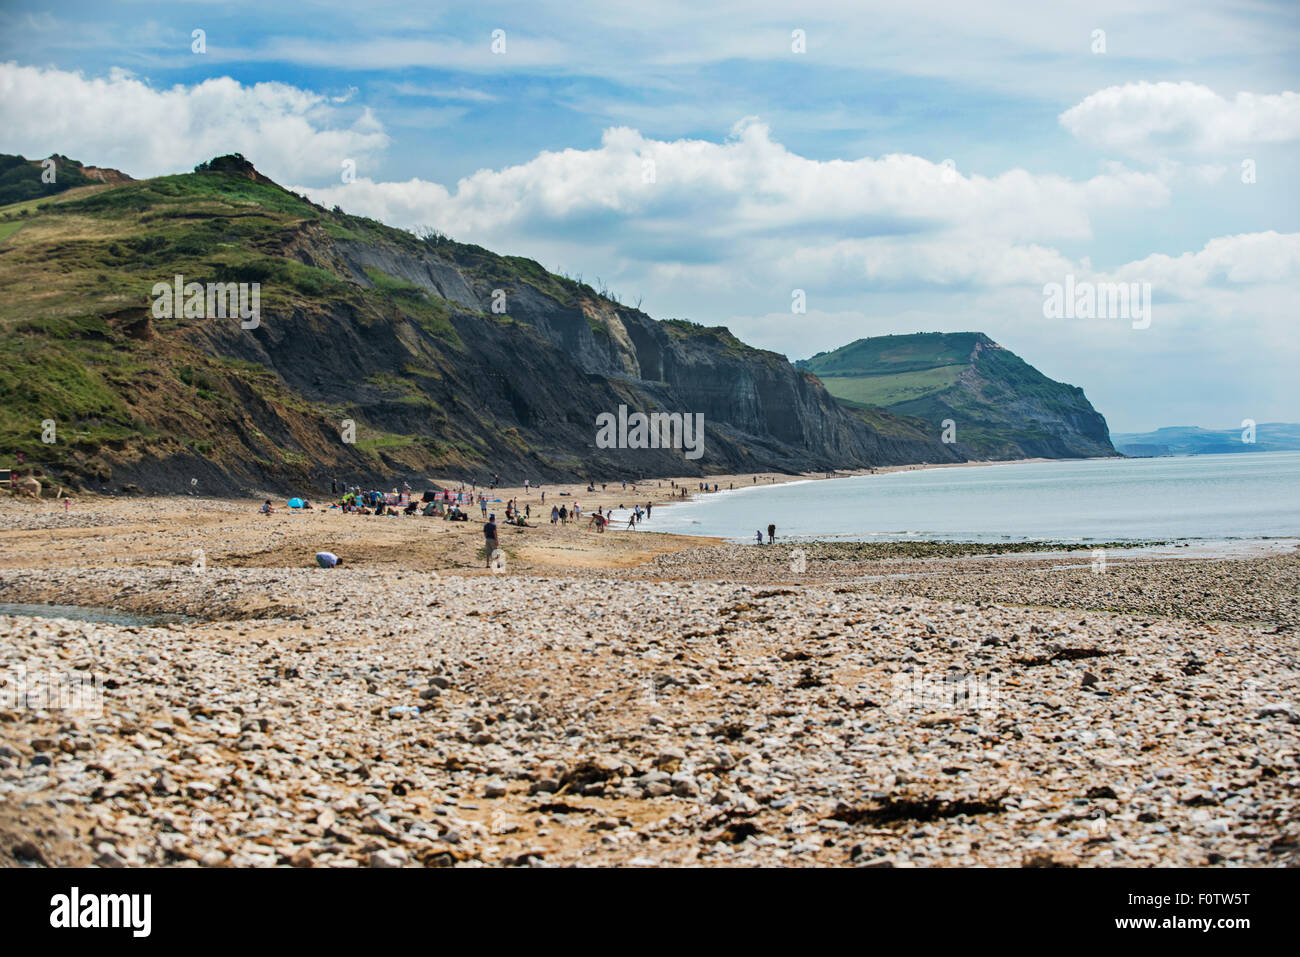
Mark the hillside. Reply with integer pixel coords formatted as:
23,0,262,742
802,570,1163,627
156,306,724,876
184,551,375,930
0,153,132,208
1112,424,1300,456
0,153,964,495
796,332,1116,459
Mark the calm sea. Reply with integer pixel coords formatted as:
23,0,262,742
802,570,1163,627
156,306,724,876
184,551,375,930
636,451,1300,543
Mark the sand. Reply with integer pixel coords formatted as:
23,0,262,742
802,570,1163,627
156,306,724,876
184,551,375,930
1,471,1296,868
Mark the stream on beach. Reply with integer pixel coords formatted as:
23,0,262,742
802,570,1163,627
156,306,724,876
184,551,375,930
0,603,190,627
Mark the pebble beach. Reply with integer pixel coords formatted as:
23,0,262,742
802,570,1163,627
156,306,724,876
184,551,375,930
1,479,1297,868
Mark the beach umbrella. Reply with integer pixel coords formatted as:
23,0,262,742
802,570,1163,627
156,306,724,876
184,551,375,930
287,497,304,508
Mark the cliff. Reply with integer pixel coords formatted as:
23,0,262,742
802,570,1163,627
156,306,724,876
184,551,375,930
0,154,963,495
796,332,1116,460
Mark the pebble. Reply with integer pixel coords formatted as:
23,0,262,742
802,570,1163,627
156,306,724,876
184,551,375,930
0,532,1295,869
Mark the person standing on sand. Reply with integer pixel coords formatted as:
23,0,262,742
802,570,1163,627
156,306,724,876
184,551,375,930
483,514,498,568
559,504,568,524
645,501,652,519
551,505,559,524
755,530,763,545
767,523,776,544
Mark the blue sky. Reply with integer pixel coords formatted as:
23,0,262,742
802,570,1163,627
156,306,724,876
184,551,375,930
2,0,1298,432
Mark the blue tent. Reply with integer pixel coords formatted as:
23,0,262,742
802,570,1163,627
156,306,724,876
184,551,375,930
287,497,304,508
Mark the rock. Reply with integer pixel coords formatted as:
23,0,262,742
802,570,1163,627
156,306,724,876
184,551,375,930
362,816,401,840
13,841,48,864
484,781,507,798
671,772,700,797
1258,705,1298,723
289,846,314,867
369,848,408,868
654,747,686,768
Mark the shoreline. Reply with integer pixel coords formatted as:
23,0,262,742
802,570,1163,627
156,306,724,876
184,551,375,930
1,472,1297,868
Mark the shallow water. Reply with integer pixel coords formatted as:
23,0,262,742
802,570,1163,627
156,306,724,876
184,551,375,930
639,450,1300,544
0,602,190,627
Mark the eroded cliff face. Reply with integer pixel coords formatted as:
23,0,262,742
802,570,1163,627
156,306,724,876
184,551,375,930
4,159,963,495
312,230,964,479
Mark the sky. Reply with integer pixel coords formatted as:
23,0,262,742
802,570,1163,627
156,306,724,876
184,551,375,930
1,0,1297,433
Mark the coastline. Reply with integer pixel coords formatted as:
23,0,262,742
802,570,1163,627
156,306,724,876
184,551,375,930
1,460,1296,869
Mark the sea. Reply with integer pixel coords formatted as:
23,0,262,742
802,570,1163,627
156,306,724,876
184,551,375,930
633,451,1300,545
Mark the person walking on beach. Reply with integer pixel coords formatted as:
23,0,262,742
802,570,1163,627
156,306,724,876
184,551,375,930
767,523,776,544
551,505,559,524
755,530,763,545
483,514,499,568
480,497,487,518
645,501,652,519
559,504,568,524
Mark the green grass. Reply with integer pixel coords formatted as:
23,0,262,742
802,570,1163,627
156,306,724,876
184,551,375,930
362,265,463,349
819,365,964,408
799,332,983,377
355,433,417,452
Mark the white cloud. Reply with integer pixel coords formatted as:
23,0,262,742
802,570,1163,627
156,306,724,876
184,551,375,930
1060,82,1300,158
298,118,1169,260
1115,230,1300,288
0,61,390,182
